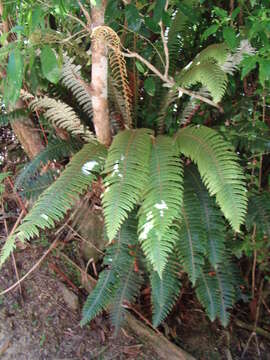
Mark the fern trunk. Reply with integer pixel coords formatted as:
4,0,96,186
90,1,112,147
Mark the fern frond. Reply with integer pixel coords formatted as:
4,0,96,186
196,263,236,326
108,76,130,127
138,136,184,277
195,43,229,67
157,89,179,134
246,192,270,237
185,165,226,268
175,125,248,232
110,254,142,333
221,40,256,75
15,138,81,191
19,170,55,201
92,26,133,127
81,214,140,329
195,267,219,322
61,55,93,118
177,61,228,103
177,178,206,285
150,255,182,327
20,91,94,142
102,129,152,241
0,142,106,266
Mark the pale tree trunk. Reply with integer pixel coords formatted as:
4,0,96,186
0,2,45,160
90,0,112,147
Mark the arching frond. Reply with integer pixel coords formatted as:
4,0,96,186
61,55,93,118
196,263,236,326
175,125,248,232
19,170,55,201
81,214,140,330
177,176,206,284
108,76,130,127
195,43,229,67
157,89,179,134
102,129,152,241
150,255,182,327
138,136,184,277
246,192,270,237
20,91,94,142
185,165,226,268
177,61,228,103
92,26,133,127
15,138,81,192
0,142,106,266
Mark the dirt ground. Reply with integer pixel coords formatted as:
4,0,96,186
0,246,157,360
0,245,270,360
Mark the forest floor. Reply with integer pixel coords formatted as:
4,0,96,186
0,244,270,360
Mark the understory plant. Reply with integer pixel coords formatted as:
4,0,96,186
1,0,269,333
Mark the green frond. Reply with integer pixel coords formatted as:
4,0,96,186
108,76,130,127
157,89,179,134
138,136,184,276
81,269,118,326
185,165,226,268
195,268,219,322
196,263,236,326
81,214,140,329
20,91,94,142
0,142,106,266
19,170,55,200
177,178,206,285
15,138,81,192
194,43,229,67
110,255,142,333
177,61,228,103
150,255,182,327
175,125,248,232
0,109,29,126
61,56,93,118
246,192,270,237
102,129,153,241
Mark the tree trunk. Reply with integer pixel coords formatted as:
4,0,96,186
90,0,112,147
10,100,45,159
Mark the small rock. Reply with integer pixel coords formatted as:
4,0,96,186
59,283,79,312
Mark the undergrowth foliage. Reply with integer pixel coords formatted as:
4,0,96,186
0,23,257,332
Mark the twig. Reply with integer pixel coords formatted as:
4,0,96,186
49,262,80,294
159,0,169,78
122,50,224,112
0,237,59,296
251,224,257,299
78,0,91,27
235,319,270,341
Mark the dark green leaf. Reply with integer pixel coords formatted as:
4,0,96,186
259,59,270,85
144,77,156,96
125,4,142,32
40,46,61,84
223,27,238,49
4,49,23,105
202,24,219,40
241,56,257,79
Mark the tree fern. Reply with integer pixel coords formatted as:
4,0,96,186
15,138,81,193
102,129,152,241
175,125,248,232
177,177,206,285
194,43,229,67
150,255,182,327
138,135,184,277
185,165,226,268
0,142,106,266
61,55,93,118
